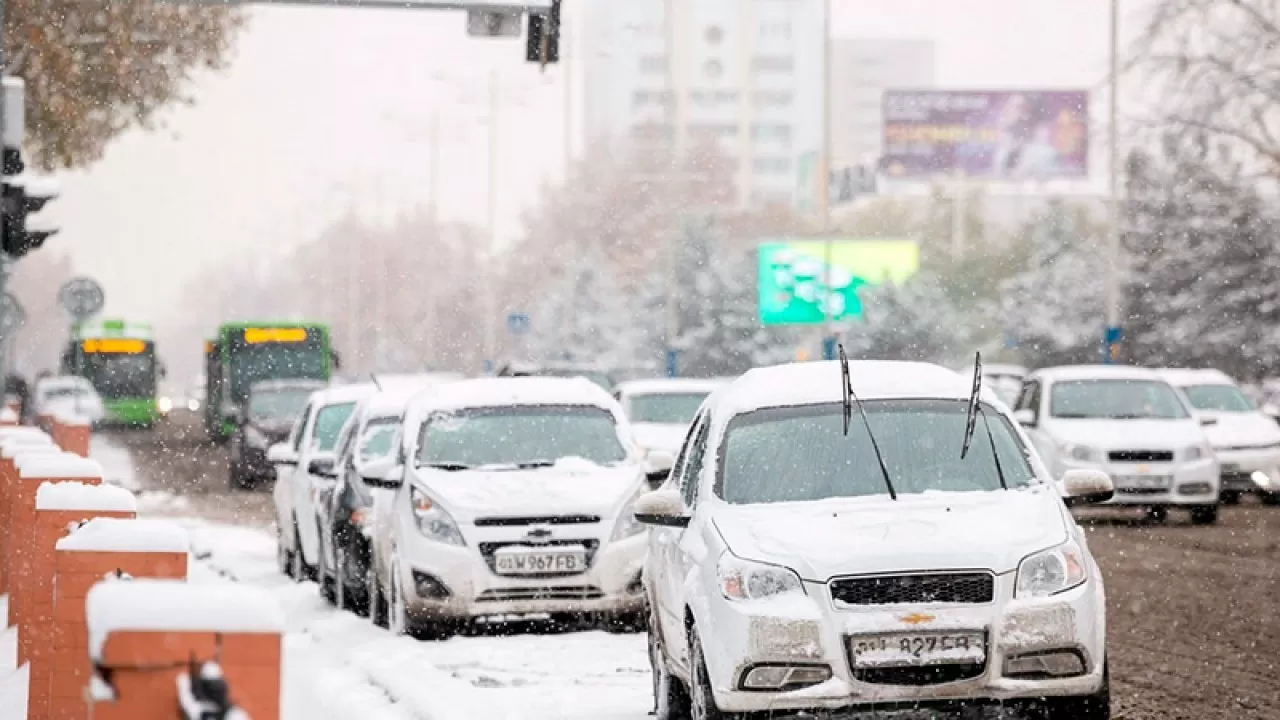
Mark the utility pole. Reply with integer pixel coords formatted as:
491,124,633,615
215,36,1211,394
482,68,500,371
1103,0,1122,364
0,0,9,389
819,0,835,361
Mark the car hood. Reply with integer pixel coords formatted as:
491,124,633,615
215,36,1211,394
631,422,689,453
1195,411,1280,450
712,487,1068,581
1049,418,1204,450
417,462,644,523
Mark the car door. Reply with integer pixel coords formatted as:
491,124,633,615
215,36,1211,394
320,414,361,571
651,411,707,664
372,419,413,595
273,402,313,548
667,417,712,672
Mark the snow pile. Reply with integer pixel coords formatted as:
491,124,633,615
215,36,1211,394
0,434,53,458
57,517,188,553
0,426,46,441
9,446,61,468
19,455,104,480
36,482,136,513
86,580,283,661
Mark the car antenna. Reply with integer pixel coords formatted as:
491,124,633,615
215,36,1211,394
838,344,897,500
961,351,1009,490
370,373,382,391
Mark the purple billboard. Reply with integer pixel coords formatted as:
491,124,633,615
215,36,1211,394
881,90,1090,180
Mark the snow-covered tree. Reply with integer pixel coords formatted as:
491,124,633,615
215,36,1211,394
843,272,970,365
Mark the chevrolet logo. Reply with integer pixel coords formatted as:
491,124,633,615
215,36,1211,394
524,527,553,544
899,613,936,626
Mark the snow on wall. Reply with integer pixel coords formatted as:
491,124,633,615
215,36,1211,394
37,482,137,513
56,517,187,553
87,580,284,660
53,412,91,427
0,426,47,441
0,435,54,457
19,455,104,479
10,446,62,467
0,408,17,423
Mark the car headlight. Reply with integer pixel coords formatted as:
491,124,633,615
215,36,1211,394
717,552,804,602
409,486,465,546
1016,539,1088,598
244,425,267,448
1060,442,1101,463
1183,444,1211,461
610,488,649,541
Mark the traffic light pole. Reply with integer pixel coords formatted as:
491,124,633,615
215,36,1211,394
0,0,10,390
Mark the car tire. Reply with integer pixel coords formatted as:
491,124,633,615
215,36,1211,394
649,610,691,720
317,544,336,604
291,523,317,582
1220,490,1241,505
368,555,389,629
1261,492,1280,506
336,545,369,616
1145,506,1168,524
1190,505,1219,525
603,610,647,634
277,525,295,579
689,629,736,720
1044,660,1110,720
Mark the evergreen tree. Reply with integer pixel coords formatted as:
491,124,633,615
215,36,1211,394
843,272,969,365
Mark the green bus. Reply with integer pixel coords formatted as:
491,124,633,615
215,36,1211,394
204,321,336,443
60,319,165,427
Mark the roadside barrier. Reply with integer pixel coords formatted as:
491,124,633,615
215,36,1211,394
0,430,55,595
23,488,138,720
48,518,189,720
86,580,282,720
50,414,91,459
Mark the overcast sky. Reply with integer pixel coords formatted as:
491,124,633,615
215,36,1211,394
47,0,1147,324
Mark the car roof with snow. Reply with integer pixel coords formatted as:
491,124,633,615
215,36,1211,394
36,376,93,390
361,381,455,420
614,377,728,396
403,376,625,427
1155,367,1237,387
712,360,1000,418
308,382,378,407
1030,364,1168,383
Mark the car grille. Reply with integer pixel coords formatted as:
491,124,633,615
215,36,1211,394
475,586,604,603
829,572,995,607
477,539,600,577
473,515,601,527
1116,487,1166,496
851,663,987,686
1108,450,1174,462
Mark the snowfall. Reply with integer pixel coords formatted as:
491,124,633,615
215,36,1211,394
0,437,653,720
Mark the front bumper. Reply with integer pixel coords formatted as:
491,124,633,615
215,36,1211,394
397,528,648,619
700,574,1106,714
1061,457,1219,506
1215,447,1280,494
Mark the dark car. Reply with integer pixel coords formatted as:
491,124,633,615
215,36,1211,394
229,378,325,489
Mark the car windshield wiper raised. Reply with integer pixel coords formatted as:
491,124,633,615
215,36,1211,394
960,351,1008,491
420,461,472,471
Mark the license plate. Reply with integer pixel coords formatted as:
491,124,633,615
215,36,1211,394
1114,474,1171,489
493,548,586,575
1221,463,1240,473
850,631,986,668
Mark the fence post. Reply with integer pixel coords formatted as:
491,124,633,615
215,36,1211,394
49,518,189,720
86,580,283,720
50,414,91,459
0,431,55,596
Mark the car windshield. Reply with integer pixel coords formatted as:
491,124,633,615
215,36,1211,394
359,417,399,462
42,385,91,400
629,392,710,424
312,402,356,451
1181,384,1254,413
717,400,1036,504
1050,379,1190,420
418,404,627,468
248,388,313,422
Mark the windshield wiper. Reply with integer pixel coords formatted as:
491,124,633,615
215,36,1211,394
961,351,1008,491
838,344,897,500
420,462,472,471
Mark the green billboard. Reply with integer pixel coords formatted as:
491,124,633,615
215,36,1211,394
758,239,920,325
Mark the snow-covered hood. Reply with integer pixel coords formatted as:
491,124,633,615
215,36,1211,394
1195,411,1280,451
1048,418,1205,452
415,462,644,523
711,488,1068,581
631,422,689,454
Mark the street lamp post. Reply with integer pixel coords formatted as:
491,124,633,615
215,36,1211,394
819,0,835,361
1103,0,1122,363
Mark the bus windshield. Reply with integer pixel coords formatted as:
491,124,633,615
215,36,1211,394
229,342,326,402
76,345,156,399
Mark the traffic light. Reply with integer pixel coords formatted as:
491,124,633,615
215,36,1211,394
526,0,561,66
2,147,59,259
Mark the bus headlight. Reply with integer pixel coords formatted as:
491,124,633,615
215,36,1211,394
157,396,173,414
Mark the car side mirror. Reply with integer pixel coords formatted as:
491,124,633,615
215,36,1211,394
1013,408,1036,427
308,454,337,478
267,442,298,467
361,460,403,489
643,449,676,488
634,489,689,528
1061,469,1114,507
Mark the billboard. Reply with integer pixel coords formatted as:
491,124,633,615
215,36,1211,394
881,90,1089,180
758,239,920,326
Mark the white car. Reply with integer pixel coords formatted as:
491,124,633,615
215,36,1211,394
1158,368,1280,505
981,363,1027,408
270,383,376,580
637,359,1112,719
32,375,105,424
1013,365,1220,524
614,378,727,455
365,376,671,638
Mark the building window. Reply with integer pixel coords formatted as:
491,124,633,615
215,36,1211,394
705,25,724,44
690,89,740,106
751,123,792,142
704,59,724,78
689,123,737,139
758,22,791,40
753,90,793,107
639,55,667,73
752,190,793,206
633,90,674,108
753,156,793,174
751,56,793,73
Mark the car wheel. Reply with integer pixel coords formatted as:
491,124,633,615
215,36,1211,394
1261,492,1280,506
368,552,389,628
276,525,295,578
603,610,647,634
1145,506,1168,524
1044,660,1109,720
1190,505,1219,525
291,523,317,582
229,464,247,491
649,610,691,720
1220,490,1241,505
340,545,370,617
317,543,336,604
689,629,735,720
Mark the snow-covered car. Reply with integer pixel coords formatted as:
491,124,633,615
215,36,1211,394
981,363,1027,407
1158,368,1280,505
1013,365,1220,524
614,378,727,455
270,383,375,580
365,376,672,638
637,359,1113,719
32,375,105,424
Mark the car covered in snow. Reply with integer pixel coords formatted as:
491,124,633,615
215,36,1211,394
1157,368,1280,505
614,378,727,455
1013,365,1220,524
980,363,1027,407
364,376,672,638
32,375,105,425
637,358,1113,720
